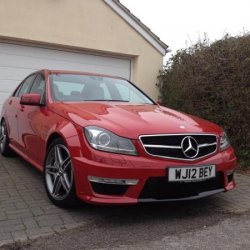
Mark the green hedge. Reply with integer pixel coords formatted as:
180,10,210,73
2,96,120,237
157,34,250,167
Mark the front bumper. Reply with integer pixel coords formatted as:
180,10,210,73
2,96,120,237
72,147,237,205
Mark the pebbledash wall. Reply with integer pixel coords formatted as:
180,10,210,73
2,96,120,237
0,0,168,111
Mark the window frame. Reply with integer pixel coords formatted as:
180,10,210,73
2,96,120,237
29,73,47,105
13,73,37,97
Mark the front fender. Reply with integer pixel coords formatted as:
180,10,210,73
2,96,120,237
46,121,83,159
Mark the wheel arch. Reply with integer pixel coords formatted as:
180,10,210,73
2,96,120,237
0,117,9,135
45,123,83,159
0,117,11,135
0,117,5,125
46,132,64,151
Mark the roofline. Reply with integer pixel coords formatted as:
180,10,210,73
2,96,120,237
104,0,169,56
43,69,125,80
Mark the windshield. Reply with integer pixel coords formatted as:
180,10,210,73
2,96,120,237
50,74,154,104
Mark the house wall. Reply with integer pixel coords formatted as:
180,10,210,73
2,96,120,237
0,0,163,99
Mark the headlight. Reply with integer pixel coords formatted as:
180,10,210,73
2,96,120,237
220,132,230,151
84,126,138,156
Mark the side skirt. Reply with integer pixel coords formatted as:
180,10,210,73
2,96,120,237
9,143,43,172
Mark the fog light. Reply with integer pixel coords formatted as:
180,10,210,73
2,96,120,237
88,176,139,185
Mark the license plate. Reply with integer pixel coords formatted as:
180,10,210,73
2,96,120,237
168,165,216,182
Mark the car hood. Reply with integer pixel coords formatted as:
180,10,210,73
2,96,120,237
50,102,222,139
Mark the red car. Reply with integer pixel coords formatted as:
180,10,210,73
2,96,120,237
0,70,236,207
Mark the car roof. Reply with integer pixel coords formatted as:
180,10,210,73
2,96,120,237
38,69,126,80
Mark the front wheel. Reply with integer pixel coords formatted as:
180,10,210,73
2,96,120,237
44,138,78,208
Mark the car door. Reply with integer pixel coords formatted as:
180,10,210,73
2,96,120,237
17,73,47,165
6,74,37,148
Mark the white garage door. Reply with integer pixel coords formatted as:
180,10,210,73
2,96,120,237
0,42,131,112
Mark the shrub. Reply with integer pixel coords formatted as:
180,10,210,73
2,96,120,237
157,34,250,167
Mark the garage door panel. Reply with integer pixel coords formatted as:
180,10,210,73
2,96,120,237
0,53,46,69
0,42,131,113
0,43,130,73
0,66,35,81
0,79,20,93
0,51,130,73
0,92,11,105
0,43,130,72
0,53,93,74
0,66,36,81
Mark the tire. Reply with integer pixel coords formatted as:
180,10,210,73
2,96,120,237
44,138,78,208
0,120,14,157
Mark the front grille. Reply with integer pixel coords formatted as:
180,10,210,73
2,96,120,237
139,172,224,200
140,134,217,160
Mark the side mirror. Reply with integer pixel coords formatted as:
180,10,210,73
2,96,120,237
20,93,42,106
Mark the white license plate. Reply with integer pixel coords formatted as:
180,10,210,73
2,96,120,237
168,165,216,182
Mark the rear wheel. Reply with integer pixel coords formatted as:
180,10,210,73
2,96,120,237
44,138,78,208
0,120,13,157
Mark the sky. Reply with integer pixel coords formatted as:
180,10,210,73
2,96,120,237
121,0,250,59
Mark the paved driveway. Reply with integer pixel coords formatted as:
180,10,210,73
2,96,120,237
0,154,250,248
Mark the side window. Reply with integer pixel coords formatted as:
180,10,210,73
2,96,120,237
15,74,36,97
30,74,46,104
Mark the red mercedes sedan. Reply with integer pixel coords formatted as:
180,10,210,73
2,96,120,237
0,70,236,207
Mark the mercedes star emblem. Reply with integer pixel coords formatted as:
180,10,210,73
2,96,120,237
181,136,199,158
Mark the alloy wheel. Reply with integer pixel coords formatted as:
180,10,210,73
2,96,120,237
45,144,73,200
